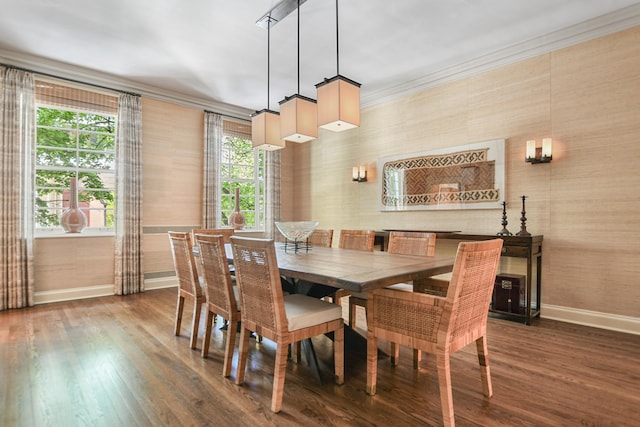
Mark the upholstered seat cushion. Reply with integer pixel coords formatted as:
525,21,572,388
284,294,343,331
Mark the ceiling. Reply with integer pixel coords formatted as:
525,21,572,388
1,0,640,117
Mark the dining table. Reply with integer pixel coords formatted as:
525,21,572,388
225,243,456,293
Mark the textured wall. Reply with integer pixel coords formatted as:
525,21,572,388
287,27,640,324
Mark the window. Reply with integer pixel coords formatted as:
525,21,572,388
219,119,264,229
34,80,118,234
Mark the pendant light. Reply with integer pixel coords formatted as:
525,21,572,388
315,0,361,132
279,0,317,143
252,16,285,151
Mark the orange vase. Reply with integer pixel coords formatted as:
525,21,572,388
229,186,246,230
60,178,87,233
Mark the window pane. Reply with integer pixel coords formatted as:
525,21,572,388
230,165,253,179
37,147,76,168
78,132,115,151
77,112,116,132
76,150,115,170
37,108,77,128
36,169,74,188
37,128,76,149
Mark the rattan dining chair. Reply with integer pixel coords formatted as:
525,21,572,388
348,231,436,327
349,231,437,366
230,236,345,413
195,234,240,377
307,228,334,248
191,228,235,244
366,239,503,427
330,229,377,306
339,229,376,251
168,231,205,349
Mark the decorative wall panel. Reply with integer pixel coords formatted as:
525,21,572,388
379,139,505,210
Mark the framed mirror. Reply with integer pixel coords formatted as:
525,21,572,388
379,139,505,211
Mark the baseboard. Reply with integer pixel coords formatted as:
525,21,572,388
34,284,115,305
34,278,178,305
144,277,178,290
542,304,640,335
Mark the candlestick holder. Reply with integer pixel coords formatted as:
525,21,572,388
497,201,512,236
516,195,531,236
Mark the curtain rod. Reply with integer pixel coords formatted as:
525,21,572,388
2,62,140,97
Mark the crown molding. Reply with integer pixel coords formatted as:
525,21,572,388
0,49,253,120
361,3,640,108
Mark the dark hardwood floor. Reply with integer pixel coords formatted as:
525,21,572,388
2,287,639,426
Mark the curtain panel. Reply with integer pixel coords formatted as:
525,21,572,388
203,112,222,228
264,150,281,239
0,67,36,310
114,93,144,295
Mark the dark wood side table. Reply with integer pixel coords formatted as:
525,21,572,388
375,230,543,325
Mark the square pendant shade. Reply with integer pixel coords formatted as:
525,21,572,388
315,75,361,132
251,109,285,151
279,94,318,142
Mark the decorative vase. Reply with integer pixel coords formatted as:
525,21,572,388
229,186,246,230
60,178,87,233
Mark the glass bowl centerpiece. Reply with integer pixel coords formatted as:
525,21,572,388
275,221,319,253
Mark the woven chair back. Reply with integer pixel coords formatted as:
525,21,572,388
443,239,503,350
192,228,235,244
168,231,202,298
195,233,237,317
308,229,334,248
339,229,375,252
230,236,286,336
388,231,436,257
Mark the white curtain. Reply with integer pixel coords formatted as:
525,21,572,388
0,67,36,310
203,112,222,228
114,93,144,295
264,150,281,239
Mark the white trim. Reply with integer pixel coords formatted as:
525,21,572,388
34,284,114,305
542,304,640,336
33,278,177,305
144,277,178,290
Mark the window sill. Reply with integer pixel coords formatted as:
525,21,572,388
35,228,115,239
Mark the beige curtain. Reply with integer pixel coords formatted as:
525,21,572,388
264,150,281,239
0,67,36,310
114,93,144,295
203,112,222,228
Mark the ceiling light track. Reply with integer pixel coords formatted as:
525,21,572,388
256,0,308,29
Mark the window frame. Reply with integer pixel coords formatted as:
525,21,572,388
34,105,117,237
219,121,265,230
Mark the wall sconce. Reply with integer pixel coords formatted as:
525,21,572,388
352,166,367,182
525,138,552,164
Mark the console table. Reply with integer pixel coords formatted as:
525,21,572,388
375,230,543,325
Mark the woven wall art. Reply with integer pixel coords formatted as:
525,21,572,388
379,139,505,211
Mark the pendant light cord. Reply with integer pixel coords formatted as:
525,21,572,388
297,0,300,94
335,0,339,75
267,17,272,109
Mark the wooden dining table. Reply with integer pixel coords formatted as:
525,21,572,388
226,243,456,293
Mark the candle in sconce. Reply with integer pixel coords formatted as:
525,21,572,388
359,165,366,179
526,140,536,159
542,138,552,158
352,167,359,180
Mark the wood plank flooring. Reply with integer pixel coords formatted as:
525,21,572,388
2,287,639,426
